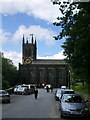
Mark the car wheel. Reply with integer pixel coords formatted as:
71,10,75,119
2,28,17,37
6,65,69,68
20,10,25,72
60,111,63,118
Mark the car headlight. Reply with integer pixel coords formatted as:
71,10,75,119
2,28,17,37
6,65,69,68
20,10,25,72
63,108,70,111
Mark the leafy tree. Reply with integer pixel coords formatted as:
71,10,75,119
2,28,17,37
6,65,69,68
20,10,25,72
2,56,18,89
52,1,90,84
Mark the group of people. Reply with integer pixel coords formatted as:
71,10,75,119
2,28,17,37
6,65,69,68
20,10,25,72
34,85,53,99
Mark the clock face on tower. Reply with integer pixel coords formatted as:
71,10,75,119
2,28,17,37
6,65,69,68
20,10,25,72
24,58,32,64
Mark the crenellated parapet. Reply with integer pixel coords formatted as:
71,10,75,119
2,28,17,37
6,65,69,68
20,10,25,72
22,34,37,64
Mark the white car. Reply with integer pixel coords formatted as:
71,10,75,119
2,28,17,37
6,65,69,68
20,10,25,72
14,85,22,93
14,84,34,95
14,85,28,94
55,89,62,101
61,86,67,89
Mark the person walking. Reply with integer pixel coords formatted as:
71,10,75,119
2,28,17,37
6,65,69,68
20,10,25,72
34,87,38,99
50,86,53,92
46,86,49,92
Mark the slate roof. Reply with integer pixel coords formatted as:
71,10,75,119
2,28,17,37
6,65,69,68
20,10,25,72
31,59,67,65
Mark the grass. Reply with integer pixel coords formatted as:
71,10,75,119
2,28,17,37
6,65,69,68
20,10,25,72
71,83,90,95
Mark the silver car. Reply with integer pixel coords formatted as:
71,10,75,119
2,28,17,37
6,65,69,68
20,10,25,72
55,89,62,101
60,89,75,99
0,90,10,103
59,94,89,118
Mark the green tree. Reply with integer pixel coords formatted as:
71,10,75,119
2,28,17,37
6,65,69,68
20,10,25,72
2,57,18,89
52,1,90,84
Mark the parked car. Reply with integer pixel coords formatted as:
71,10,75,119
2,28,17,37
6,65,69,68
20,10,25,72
44,84,52,89
0,90,10,103
55,89,75,101
60,89,75,99
55,89,62,101
61,86,67,89
59,94,89,118
14,84,34,95
21,84,35,94
14,85,22,94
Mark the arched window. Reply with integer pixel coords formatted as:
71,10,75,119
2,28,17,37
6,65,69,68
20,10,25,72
30,69,36,83
48,68,55,85
39,68,45,83
59,68,66,85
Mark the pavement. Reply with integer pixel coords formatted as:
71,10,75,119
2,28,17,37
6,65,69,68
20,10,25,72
75,92,90,109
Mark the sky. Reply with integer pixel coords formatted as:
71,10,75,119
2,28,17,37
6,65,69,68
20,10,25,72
0,0,66,69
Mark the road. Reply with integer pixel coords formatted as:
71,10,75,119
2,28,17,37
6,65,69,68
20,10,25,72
2,89,60,118
2,89,89,120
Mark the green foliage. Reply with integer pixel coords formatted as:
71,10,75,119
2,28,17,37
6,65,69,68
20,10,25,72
2,57,19,89
71,83,90,95
52,1,90,84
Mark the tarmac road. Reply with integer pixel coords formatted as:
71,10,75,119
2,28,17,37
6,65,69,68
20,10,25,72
2,89,89,120
2,89,60,118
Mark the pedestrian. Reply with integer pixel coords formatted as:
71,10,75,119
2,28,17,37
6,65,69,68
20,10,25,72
50,86,53,92
34,87,38,99
46,86,49,92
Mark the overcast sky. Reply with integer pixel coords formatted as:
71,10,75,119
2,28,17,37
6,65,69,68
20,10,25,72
0,0,66,69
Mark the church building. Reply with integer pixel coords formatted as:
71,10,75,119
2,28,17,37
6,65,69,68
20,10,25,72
19,34,69,87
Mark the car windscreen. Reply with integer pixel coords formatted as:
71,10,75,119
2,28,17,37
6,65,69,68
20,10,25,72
62,95,84,103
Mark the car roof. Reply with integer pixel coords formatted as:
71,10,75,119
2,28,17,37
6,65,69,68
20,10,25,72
0,90,8,93
61,86,66,88
62,89,74,91
0,90,6,92
63,94,81,96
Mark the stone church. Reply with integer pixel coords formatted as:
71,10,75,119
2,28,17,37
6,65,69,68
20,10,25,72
19,34,69,87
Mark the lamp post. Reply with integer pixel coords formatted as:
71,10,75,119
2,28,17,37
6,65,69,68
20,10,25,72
68,70,70,89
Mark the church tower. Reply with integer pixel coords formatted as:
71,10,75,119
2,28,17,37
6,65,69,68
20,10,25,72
22,34,37,64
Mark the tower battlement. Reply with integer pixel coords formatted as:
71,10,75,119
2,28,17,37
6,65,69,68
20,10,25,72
22,34,37,64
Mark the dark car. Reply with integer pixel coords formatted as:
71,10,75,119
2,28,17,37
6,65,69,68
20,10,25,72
0,90,10,103
59,94,89,118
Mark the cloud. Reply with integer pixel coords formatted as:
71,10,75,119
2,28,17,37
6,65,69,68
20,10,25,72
0,0,60,23
3,50,65,69
12,25,56,46
37,50,66,59
1,25,56,46
0,29,11,44
3,51,22,69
